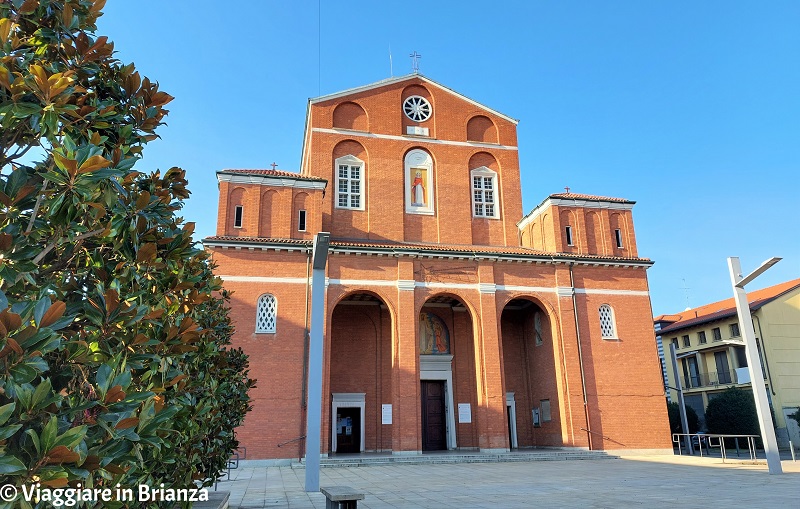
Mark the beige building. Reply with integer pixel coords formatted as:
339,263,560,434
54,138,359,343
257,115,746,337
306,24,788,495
654,279,800,447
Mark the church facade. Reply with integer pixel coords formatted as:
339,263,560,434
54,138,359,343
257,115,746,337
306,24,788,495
204,74,672,461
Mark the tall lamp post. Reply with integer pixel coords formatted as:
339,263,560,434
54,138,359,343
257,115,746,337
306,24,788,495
727,256,782,475
305,232,330,491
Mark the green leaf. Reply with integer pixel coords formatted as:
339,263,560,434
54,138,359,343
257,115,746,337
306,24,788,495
0,455,27,475
0,402,14,426
96,364,111,393
34,296,51,327
54,425,87,449
0,288,7,310
41,415,58,453
31,378,52,410
0,424,22,440
25,428,40,456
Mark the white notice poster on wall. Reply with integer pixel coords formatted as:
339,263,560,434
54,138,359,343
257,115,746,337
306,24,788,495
458,403,472,423
381,404,392,424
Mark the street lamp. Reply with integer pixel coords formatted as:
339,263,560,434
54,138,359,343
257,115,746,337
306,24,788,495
727,256,782,475
305,232,330,491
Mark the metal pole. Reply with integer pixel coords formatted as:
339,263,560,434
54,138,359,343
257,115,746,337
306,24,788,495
305,233,330,492
790,441,795,462
728,256,782,474
669,343,693,455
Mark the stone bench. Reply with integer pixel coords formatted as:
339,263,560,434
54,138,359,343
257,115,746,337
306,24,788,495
320,486,365,509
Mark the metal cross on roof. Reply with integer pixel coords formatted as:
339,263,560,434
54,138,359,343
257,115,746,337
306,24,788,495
270,162,278,170
564,186,571,194
410,51,421,73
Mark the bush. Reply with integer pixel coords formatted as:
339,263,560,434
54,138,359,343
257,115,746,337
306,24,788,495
705,388,760,442
667,401,700,434
0,1,254,506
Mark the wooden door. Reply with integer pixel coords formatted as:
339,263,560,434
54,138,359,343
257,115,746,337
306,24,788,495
421,381,447,451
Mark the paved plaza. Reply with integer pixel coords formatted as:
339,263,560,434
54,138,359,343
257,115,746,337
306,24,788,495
217,455,800,508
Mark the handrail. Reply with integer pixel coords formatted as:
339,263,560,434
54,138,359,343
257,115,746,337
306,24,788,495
672,433,759,461
579,428,624,446
277,435,306,448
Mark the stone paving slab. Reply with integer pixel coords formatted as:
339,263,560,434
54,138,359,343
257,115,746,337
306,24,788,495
215,456,800,508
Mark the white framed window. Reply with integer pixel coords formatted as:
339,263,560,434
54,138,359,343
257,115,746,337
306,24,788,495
614,228,624,248
233,205,243,228
470,166,498,218
598,304,617,339
334,155,365,210
256,294,277,334
565,225,574,246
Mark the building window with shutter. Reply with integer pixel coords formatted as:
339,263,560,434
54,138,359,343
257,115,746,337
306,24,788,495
256,294,277,334
599,304,617,339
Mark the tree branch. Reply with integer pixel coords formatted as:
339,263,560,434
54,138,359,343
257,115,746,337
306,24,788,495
32,227,105,265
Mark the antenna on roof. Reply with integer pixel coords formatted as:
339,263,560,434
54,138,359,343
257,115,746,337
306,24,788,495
681,278,692,310
389,45,393,77
410,51,421,74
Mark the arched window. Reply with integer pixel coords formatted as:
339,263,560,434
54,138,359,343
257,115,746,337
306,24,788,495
470,166,498,218
256,294,277,333
599,304,617,339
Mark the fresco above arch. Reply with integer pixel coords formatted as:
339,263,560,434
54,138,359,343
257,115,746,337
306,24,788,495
419,312,450,355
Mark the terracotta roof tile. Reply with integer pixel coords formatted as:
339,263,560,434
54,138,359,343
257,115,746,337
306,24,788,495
218,169,327,182
203,236,652,263
656,278,800,334
549,193,634,204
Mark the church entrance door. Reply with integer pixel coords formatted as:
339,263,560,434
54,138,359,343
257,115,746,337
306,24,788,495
335,407,361,454
421,380,447,451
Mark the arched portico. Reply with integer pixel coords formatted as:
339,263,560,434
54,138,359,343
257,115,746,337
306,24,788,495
499,296,563,447
327,291,394,454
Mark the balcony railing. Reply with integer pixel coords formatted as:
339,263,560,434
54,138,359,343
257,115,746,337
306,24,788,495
683,370,738,389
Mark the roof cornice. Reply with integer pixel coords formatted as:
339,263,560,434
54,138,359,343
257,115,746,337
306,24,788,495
518,197,635,230
217,171,327,190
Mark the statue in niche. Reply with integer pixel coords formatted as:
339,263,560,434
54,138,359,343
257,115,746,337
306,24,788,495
411,169,426,206
419,312,450,355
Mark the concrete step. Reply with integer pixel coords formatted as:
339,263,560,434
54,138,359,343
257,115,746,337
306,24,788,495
291,450,618,468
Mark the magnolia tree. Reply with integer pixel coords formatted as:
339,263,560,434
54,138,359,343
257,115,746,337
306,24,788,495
0,0,253,506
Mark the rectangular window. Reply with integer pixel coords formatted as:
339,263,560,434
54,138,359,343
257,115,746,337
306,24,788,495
671,337,678,350
682,335,690,348
233,205,243,228
565,225,574,246
614,228,623,248
540,399,551,422
298,210,306,231
336,163,363,210
729,323,740,337
698,331,707,344
471,173,497,218
712,327,722,341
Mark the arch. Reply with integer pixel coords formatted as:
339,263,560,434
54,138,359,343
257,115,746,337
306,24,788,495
404,148,435,215
585,211,602,255
255,293,277,333
292,192,309,233
259,189,278,237
332,101,368,131
468,151,499,171
329,290,395,454
609,212,628,250
598,304,618,339
418,292,478,451
466,115,498,144
560,209,577,248
228,187,246,231
499,296,562,448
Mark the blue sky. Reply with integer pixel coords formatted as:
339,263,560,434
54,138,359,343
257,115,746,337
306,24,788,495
98,1,800,316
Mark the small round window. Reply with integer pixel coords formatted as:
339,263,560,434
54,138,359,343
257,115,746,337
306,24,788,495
403,95,432,122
